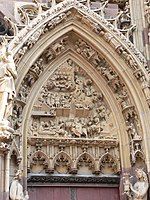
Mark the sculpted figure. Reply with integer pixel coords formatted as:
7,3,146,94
9,170,29,200
0,39,17,124
124,168,149,200
130,169,149,200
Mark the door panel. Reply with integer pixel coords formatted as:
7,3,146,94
28,186,120,200
76,187,119,200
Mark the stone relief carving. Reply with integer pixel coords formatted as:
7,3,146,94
12,36,72,129
15,2,41,26
74,38,145,165
30,58,44,76
123,168,149,200
9,170,29,200
12,102,23,131
13,0,135,43
12,34,145,171
25,58,121,176
74,38,129,104
0,0,147,191
13,34,146,169
123,107,143,165
28,59,115,140
16,36,69,104
28,136,120,175
26,27,45,50
18,72,36,102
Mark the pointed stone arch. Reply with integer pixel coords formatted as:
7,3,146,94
75,152,96,174
29,150,49,173
9,140,21,182
99,151,119,175
53,151,72,174
10,140,21,161
7,0,150,191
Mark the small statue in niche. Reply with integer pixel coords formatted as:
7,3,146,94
0,38,17,125
9,170,29,200
124,168,149,200
127,122,142,141
30,121,38,136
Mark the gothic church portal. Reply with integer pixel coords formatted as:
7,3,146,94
0,0,149,200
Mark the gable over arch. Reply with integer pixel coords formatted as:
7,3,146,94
4,0,150,196
10,1,148,73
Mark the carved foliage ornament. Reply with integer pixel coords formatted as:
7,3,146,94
30,151,48,169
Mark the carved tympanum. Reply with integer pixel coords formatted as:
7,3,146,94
26,58,120,176
29,59,116,140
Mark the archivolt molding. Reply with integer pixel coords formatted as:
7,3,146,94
13,33,148,169
17,52,146,174
20,52,127,175
14,32,149,115
7,0,150,177
10,1,150,110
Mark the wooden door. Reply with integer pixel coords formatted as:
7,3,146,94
28,186,120,200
